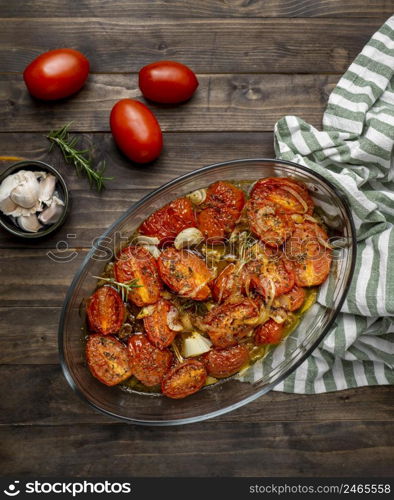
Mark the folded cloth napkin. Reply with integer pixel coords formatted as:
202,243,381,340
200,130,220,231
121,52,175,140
272,16,394,393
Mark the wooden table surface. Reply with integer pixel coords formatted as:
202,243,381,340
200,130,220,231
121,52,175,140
1,1,393,477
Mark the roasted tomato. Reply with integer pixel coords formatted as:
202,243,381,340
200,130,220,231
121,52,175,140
128,335,173,387
86,286,125,335
212,263,241,303
203,298,260,348
139,61,199,104
273,285,306,311
86,334,132,386
114,245,162,307
250,177,314,215
158,247,212,300
110,99,163,163
285,222,332,287
143,299,179,349
203,345,249,378
246,256,295,299
23,48,89,100
198,181,245,242
139,197,196,245
246,198,295,247
255,319,285,345
161,359,207,399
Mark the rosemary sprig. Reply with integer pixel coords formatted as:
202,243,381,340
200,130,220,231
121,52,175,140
47,123,113,192
92,275,141,302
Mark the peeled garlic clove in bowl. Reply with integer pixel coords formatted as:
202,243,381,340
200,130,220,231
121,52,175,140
9,170,41,209
38,196,65,225
17,213,43,233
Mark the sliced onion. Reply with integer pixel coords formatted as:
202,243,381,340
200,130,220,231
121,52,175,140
281,185,308,213
303,214,318,223
317,236,333,250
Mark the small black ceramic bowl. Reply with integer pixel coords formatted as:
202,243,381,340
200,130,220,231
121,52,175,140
0,160,69,239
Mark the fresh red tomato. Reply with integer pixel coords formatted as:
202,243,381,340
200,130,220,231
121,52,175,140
203,345,249,378
198,181,245,242
114,245,162,307
110,99,163,163
161,360,207,399
86,334,132,386
86,286,125,335
143,299,179,349
23,48,89,100
255,319,285,345
158,247,212,300
285,222,332,287
203,298,260,348
128,335,173,387
139,197,196,245
273,285,306,311
139,61,199,104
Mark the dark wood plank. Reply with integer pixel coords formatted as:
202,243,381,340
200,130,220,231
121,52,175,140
1,73,337,132
0,131,276,248
1,421,392,476
0,19,382,73
0,0,391,18
1,364,393,424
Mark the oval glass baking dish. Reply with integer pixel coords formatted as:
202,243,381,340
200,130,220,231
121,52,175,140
59,158,357,425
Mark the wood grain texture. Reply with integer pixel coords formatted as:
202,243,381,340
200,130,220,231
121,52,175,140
0,19,382,73
0,0,391,18
1,421,393,476
1,364,393,423
1,74,337,132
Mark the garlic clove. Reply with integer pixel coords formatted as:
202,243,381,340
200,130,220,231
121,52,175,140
17,213,43,233
38,203,64,225
10,171,40,209
0,196,18,216
174,227,204,250
187,188,207,205
182,332,212,358
135,235,160,246
38,174,57,203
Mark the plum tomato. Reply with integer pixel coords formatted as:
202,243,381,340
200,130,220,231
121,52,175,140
212,263,241,303
161,359,207,399
143,299,179,349
110,99,163,163
86,286,125,335
245,256,295,299
250,177,314,215
285,222,332,287
114,245,162,307
139,197,196,245
86,334,132,386
23,48,89,100
203,344,250,378
139,60,199,104
128,335,173,387
246,198,295,247
158,247,212,300
273,285,306,311
203,298,260,348
254,319,285,345
198,181,245,242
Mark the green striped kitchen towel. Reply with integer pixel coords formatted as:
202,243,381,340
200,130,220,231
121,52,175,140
272,15,394,393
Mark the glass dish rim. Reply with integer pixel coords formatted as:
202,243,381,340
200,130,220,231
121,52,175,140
58,157,357,426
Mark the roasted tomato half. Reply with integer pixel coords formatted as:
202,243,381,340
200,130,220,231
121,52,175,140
128,335,173,387
143,299,180,349
203,298,260,348
139,197,196,245
250,177,314,215
246,198,295,247
203,344,249,378
246,256,295,299
86,286,125,335
285,222,332,287
255,319,285,345
158,247,212,300
86,334,132,386
273,285,306,311
198,181,245,242
114,245,162,307
161,359,207,399
212,263,241,303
